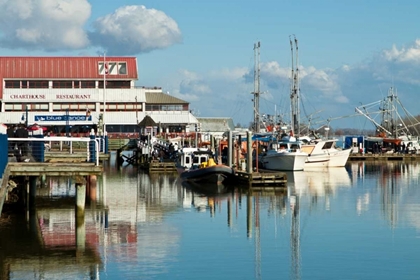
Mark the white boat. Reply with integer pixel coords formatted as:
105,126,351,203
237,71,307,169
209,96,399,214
259,135,308,171
300,138,351,168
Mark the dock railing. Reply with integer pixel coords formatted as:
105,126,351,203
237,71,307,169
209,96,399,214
8,136,100,166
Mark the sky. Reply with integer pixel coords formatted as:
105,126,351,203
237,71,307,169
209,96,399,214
1,0,420,131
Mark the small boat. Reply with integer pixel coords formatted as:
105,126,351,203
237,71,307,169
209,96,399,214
176,148,234,185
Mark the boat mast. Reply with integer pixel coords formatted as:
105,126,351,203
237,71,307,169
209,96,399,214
290,36,300,136
252,41,261,133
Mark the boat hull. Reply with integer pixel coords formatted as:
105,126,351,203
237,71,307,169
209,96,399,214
304,148,351,168
179,165,234,185
261,152,307,171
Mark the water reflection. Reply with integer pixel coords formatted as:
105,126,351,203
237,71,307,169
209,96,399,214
2,159,420,279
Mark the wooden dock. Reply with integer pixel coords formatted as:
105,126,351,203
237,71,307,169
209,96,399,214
141,160,177,173
348,153,420,161
7,162,103,176
45,151,110,163
233,169,287,186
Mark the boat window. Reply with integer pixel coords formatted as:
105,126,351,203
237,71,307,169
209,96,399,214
200,156,207,163
185,157,190,164
279,144,287,150
193,157,199,164
322,141,334,149
290,144,299,151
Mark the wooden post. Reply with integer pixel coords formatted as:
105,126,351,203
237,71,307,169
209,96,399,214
88,175,97,201
246,131,252,174
75,182,86,251
29,176,37,210
76,183,86,214
227,130,233,167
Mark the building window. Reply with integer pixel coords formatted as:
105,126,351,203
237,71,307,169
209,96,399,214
53,81,73,88
53,103,96,111
29,80,49,88
98,62,128,75
31,103,49,111
5,103,27,111
5,81,20,88
80,81,96,88
146,104,184,111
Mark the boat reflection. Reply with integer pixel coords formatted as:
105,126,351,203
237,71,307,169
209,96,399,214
285,167,352,197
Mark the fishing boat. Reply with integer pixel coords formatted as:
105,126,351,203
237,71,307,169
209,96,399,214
300,137,351,167
288,36,351,168
176,148,234,185
256,134,308,171
355,87,420,154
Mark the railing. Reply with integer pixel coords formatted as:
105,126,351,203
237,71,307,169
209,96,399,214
8,136,100,166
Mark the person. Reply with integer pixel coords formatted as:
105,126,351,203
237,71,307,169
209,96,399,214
6,125,15,153
15,123,29,157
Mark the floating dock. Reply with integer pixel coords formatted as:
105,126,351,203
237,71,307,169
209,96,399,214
147,160,177,173
233,169,287,186
348,153,420,161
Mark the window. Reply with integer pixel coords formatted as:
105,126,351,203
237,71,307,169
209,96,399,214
53,103,96,111
53,81,73,88
81,81,96,88
31,103,49,111
98,62,128,75
5,81,20,88
118,63,127,74
5,103,26,111
29,80,49,88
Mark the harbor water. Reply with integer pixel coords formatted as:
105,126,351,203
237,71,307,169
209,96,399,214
1,152,420,279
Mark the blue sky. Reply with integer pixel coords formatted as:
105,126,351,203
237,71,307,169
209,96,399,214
1,0,420,130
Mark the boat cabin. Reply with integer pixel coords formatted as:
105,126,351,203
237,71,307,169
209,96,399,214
177,148,214,170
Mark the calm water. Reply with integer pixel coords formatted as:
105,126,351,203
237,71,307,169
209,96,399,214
1,152,420,280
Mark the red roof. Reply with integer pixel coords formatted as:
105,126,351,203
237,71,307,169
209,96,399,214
0,56,138,79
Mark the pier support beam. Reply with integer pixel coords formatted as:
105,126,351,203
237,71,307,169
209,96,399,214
227,130,233,167
87,175,97,202
246,131,253,174
76,182,86,252
28,176,37,209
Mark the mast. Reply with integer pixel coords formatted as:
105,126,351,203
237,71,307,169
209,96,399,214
290,36,300,136
252,41,261,133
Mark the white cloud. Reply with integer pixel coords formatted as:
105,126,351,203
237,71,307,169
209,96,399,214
89,5,182,55
383,40,420,63
0,0,91,51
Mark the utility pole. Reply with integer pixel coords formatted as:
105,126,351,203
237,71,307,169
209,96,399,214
251,41,261,133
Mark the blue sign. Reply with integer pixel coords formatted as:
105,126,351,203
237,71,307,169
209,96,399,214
35,115,92,122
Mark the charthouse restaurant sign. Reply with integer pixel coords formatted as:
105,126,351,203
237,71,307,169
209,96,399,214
8,94,92,100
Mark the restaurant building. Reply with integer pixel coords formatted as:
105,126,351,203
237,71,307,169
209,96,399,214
0,56,198,136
